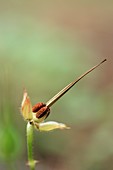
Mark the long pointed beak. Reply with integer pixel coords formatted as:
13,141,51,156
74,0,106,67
46,59,107,107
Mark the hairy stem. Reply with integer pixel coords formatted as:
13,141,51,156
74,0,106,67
26,122,36,170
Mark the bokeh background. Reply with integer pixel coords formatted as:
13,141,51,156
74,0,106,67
0,1,112,170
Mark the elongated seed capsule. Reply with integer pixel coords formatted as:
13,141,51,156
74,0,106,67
46,59,106,107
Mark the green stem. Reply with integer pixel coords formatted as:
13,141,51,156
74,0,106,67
26,122,36,170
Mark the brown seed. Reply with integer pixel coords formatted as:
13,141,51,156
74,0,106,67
32,102,46,113
36,106,50,119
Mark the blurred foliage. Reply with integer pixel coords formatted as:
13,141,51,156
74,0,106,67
0,124,22,161
0,1,113,170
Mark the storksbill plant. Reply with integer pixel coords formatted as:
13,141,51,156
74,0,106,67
21,59,106,169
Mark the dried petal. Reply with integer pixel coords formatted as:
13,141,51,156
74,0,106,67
21,90,33,121
37,121,70,131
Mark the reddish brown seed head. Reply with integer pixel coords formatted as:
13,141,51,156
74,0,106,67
32,102,50,119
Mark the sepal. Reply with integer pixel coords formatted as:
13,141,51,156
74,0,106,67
21,90,33,121
35,121,70,131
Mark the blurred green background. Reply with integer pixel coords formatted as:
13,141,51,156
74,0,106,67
0,1,112,170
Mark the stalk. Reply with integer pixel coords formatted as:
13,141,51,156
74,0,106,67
26,122,36,170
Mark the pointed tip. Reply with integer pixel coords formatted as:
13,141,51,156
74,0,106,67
101,59,107,63
23,87,27,94
59,124,71,130
60,126,71,130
